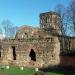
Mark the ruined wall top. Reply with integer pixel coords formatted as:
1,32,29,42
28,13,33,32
15,26,51,40
15,11,62,40
40,11,61,35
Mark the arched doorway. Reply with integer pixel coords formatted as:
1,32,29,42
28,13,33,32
29,49,36,61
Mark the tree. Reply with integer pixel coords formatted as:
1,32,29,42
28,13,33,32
0,28,2,34
67,0,75,31
55,4,67,35
1,20,17,38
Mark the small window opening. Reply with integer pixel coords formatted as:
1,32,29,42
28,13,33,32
0,50,1,57
25,33,27,35
0,46,3,57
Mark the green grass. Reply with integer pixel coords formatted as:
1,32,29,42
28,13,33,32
0,66,35,75
0,66,75,75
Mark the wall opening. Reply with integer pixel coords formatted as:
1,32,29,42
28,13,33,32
0,45,3,57
29,49,36,61
12,46,16,60
0,50,1,57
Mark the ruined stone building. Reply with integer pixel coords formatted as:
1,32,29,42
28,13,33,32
0,12,75,68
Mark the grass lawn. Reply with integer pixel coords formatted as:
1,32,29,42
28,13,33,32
0,66,35,75
0,66,75,75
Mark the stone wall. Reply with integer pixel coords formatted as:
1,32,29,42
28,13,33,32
58,36,75,51
0,35,60,68
60,56,75,68
40,12,61,35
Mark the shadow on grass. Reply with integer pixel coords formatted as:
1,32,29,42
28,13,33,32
39,66,75,75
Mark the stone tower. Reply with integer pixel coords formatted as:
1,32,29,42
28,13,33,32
40,12,61,35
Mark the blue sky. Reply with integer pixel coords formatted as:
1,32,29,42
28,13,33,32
0,0,70,27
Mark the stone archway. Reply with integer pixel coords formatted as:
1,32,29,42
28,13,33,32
29,49,36,61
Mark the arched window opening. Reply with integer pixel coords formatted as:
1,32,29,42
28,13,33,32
29,49,36,61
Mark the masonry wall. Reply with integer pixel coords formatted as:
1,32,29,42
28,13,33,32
40,12,61,35
0,36,60,68
60,56,75,68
